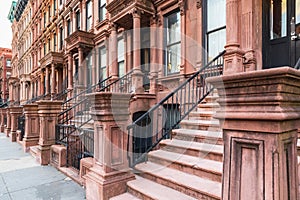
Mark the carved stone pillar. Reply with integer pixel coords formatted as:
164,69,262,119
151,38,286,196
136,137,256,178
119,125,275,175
51,64,56,98
9,106,23,142
36,100,62,165
4,108,11,137
149,17,158,94
84,92,134,200
0,108,6,132
23,104,39,151
45,66,50,98
208,67,300,200
224,0,244,74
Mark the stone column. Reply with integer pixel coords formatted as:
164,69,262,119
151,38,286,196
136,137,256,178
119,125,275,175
196,0,203,69
22,104,39,152
45,66,50,98
84,92,134,200
36,100,62,165
109,23,118,81
9,106,23,142
51,64,56,98
149,17,158,94
78,47,84,86
40,71,45,96
224,0,244,74
208,67,300,200
179,0,186,74
4,108,11,137
132,9,144,93
67,53,73,98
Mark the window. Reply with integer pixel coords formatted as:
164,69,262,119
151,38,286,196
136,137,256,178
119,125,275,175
48,6,51,21
59,0,63,5
206,0,226,61
99,0,106,22
6,59,11,67
76,11,81,30
48,38,51,51
117,38,125,77
59,27,63,50
99,46,106,81
44,12,46,27
67,19,71,36
86,1,92,30
270,0,287,39
53,0,57,15
86,54,93,87
54,33,57,51
44,43,46,56
165,11,181,75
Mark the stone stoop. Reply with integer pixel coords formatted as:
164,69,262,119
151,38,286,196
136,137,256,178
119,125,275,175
111,92,223,200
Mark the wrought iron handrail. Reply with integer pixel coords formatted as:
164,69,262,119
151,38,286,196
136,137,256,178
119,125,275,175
25,94,46,105
127,51,225,167
0,99,9,108
99,69,134,93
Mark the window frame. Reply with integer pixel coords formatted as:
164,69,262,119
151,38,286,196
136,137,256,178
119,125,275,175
98,0,106,22
86,1,92,30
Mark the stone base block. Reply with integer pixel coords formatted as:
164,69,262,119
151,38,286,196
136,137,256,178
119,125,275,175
50,145,67,168
0,125,5,133
85,166,135,200
36,145,51,165
5,128,10,137
16,130,23,145
10,131,16,142
80,157,93,186
23,137,39,152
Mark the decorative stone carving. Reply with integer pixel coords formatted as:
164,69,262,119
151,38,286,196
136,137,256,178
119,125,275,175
196,0,202,9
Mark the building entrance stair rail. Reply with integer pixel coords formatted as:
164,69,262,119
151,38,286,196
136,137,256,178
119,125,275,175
127,51,225,167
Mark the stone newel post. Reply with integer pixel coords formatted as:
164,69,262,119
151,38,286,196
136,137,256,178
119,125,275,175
208,67,300,200
0,108,6,132
23,104,39,151
85,92,134,200
5,108,11,137
37,100,62,165
9,106,23,142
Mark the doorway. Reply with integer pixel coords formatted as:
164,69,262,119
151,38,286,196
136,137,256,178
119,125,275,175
263,0,300,68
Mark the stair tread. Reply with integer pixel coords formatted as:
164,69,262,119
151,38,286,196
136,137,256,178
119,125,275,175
135,162,221,198
110,193,142,200
149,150,222,174
190,110,215,115
172,129,222,139
128,175,198,200
198,103,220,107
181,119,219,125
160,139,224,154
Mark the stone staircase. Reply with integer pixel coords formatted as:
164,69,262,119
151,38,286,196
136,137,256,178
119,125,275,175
111,92,223,200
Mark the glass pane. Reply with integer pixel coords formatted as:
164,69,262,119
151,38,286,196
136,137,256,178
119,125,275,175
166,43,181,75
117,38,124,61
207,0,226,31
100,48,106,68
270,0,287,39
208,28,226,61
118,61,125,77
296,0,300,24
167,12,180,44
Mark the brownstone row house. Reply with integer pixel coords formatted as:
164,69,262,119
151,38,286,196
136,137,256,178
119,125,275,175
4,0,300,199
0,48,12,105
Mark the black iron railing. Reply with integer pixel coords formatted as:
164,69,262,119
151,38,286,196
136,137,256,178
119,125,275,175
55,125,94,169
127,51,225,167
25,94,46,105
99,70,134,93
17,115,25,141
0,100,9,108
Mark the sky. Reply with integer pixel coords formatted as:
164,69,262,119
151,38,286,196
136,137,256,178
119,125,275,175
0,1,13,48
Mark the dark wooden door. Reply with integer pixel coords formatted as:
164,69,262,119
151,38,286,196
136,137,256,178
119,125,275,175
263,0,300,68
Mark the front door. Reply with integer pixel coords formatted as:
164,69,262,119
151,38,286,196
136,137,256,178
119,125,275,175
263,0,300,68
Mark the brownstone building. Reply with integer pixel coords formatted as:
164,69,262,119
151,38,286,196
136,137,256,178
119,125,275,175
0,48,12,104
4,0,300,199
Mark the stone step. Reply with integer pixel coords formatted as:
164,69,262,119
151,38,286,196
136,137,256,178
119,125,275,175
197,103,220,112
110,192,142,200
135,162,221,200
148,150,222,182
127,175,197,200
189,110,216,120
159,139,223,162
203,95,219,103
180,119,220,131
172,129,223,145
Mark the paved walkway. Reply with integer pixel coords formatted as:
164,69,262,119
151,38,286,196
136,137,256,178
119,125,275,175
0,134,86,200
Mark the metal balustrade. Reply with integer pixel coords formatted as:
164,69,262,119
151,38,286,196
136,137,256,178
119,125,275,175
127,51,225,167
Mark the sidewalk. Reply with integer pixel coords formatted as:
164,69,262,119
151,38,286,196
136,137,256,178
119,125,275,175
0,134,86,200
